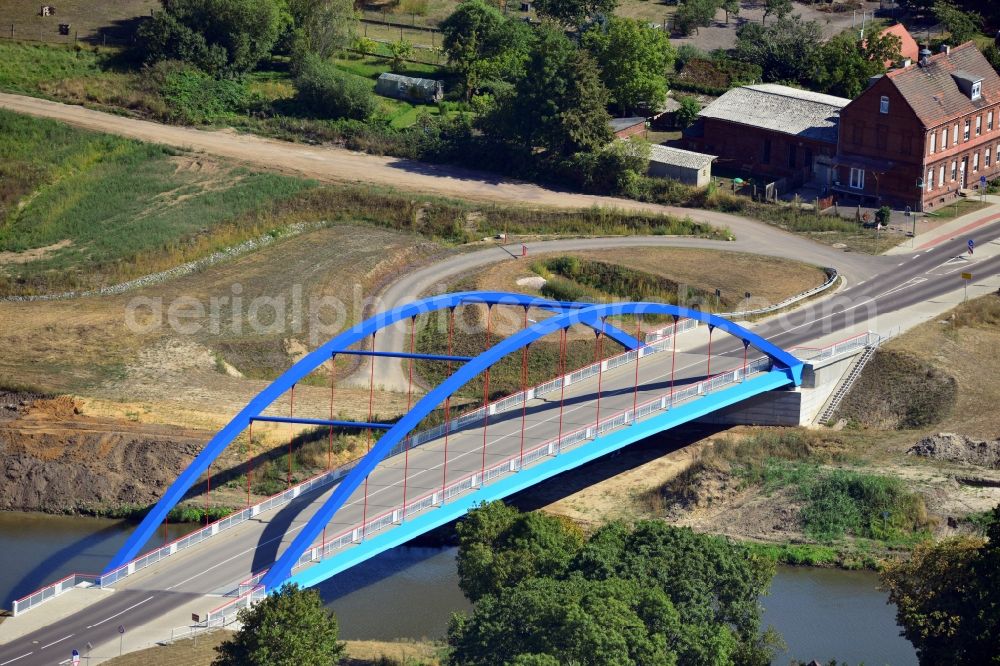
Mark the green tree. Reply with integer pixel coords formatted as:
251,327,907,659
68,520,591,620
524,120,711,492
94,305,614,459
137,0,285,75
881,504,1000,665
583,17,676,115
735,15,822,83
286,0,358,62
762,0,792,24
456,500,583,601
482,27,612,157
675,95,700,128
531,0,618,26
722,0,740,23
673,0,718,37
388,39,414,71
450,505,782,666
812,31,901,98
213,583,345,666
295,52,377,120
933,0,983,45
441,0,531,98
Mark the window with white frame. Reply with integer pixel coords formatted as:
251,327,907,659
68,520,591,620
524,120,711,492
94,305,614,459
930,132,937,153
964,119,971,141
990,110,995,131
939,165,945,186
951,160,958,180
977,116,982,136
972,81,982,100
927,168,933,191
954,124,960,144
880,96,889,114
974,152,980,171
850,167,864,189
988,148,992,168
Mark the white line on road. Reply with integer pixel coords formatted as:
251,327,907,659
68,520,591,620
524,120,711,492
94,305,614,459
0,653,33,665
39,633,74,650
86,595,154,628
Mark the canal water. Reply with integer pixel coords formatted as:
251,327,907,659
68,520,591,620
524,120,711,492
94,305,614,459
0,513,917,665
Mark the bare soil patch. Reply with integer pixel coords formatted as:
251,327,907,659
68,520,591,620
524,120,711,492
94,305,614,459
0,239,72,266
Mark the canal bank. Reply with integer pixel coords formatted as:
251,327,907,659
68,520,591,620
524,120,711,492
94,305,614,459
0,514,916,664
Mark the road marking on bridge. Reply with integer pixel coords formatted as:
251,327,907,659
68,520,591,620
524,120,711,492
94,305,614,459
39,634,74,650
86,595,154,628
0,653,33,665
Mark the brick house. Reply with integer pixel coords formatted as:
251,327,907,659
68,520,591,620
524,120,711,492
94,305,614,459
834,42,1000,210
686,84,850,185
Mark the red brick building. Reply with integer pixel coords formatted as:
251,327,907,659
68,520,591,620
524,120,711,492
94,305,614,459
834,42,1000,210
686,84,849,185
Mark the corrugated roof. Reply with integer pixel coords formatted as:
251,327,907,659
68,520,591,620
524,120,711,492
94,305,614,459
697,84,850,144
376,72,440,89
885,42,1000,127
609,117,646,133
649,144,716,169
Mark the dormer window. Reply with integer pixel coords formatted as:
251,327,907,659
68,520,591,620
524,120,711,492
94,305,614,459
880,96,889,114
972,81,982,101
953,71,984,101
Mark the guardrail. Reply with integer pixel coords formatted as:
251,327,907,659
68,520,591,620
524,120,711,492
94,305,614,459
719,267,840,320
789,331,879,364
11,573,101,616
207,354,773,622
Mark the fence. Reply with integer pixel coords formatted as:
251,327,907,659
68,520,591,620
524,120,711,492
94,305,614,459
10,573,101,615
207,353,775,622
1,23,134,47
788,331,880,364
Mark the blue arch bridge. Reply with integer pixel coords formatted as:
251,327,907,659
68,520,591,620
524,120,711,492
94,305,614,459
14,292,803,620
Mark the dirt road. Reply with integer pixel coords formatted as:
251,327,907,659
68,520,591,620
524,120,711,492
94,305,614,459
0,92,786,231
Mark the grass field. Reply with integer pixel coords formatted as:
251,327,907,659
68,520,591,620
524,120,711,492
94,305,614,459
104,631,442,665
0,109,313,294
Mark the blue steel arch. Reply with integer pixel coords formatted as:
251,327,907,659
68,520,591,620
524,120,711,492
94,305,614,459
105,292,640,573
259,300,803,588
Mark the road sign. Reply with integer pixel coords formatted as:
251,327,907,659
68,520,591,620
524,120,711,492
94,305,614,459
118,624,125,634
981,175,987,186
71,649,80,665
192,613,201,623
968,239,975,255
962,272,973,280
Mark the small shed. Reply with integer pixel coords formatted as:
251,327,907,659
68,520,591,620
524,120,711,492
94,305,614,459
375,73,444,104
648,145,716,187
609,116,646,139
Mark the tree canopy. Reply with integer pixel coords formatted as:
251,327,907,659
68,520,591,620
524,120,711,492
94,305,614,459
137,0,286,75
531,0,617,26
734,15,822,84
449,502,780,666
813,31,901,98
482,26,612,158
440,0,531,98
286,0,357,63
582,17,676,115
295,52,377,120
213,583,344,666
881,504,1000,665
933,0,983,45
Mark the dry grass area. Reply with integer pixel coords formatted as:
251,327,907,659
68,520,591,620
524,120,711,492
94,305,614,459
473,246,827,320
0,0,157,42
104,631,441,666
0,224,444,424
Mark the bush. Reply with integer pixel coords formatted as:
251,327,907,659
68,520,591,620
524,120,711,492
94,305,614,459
136,0,284,76
154,62,252,123
295,54,377,120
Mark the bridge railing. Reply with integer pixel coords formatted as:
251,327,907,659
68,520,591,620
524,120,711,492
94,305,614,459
789,331,879,364
10,573,101,616
206,353,775,622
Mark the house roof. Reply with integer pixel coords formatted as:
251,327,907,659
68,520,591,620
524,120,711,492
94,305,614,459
649,144,716,170
879,24,919,66
609,117,646,133
376,72,440,90
697,84,850,144
884,42,1000,127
